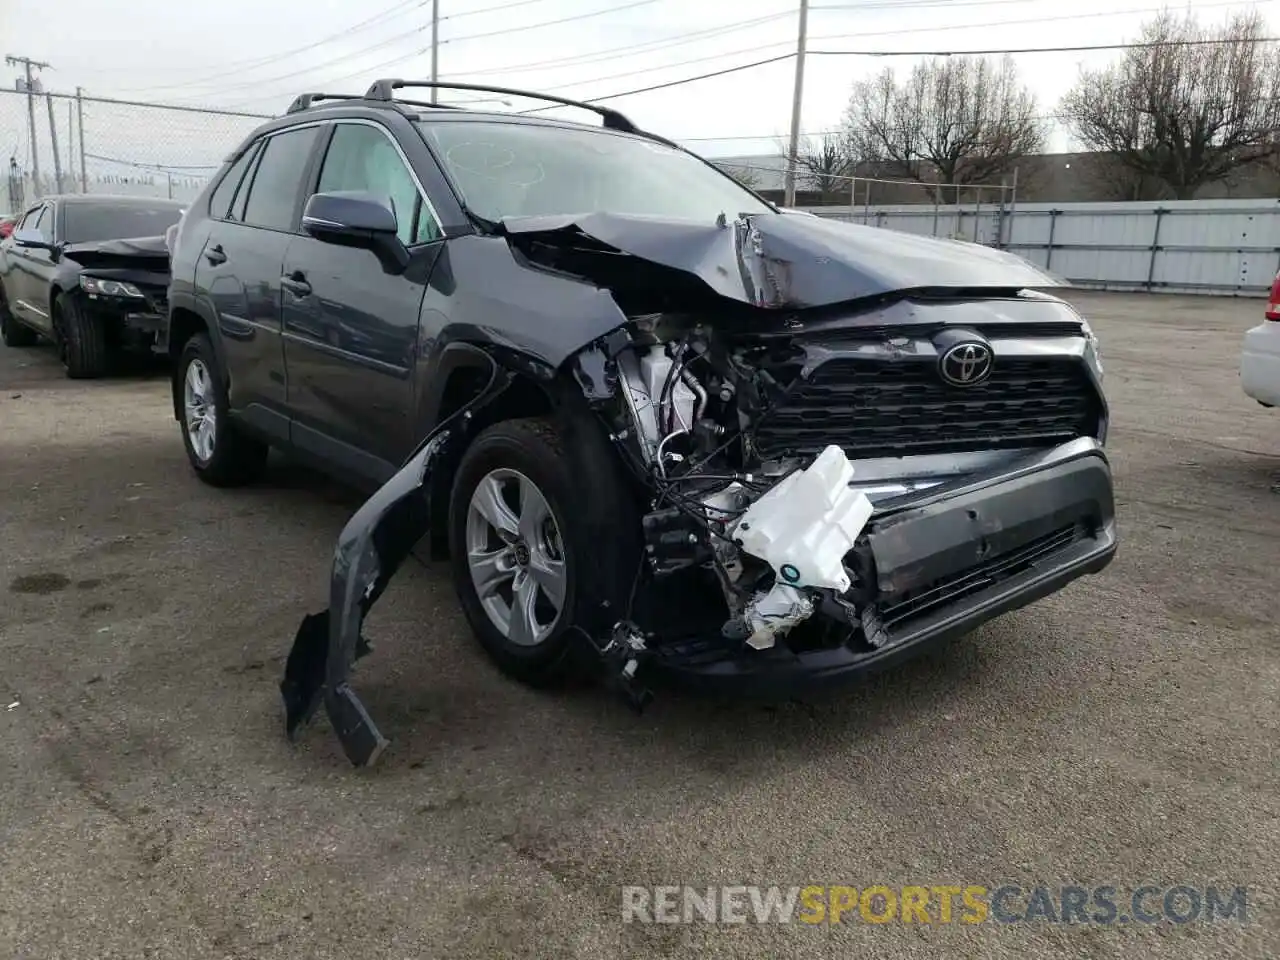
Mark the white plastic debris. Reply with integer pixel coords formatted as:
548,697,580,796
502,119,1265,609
731,444,873,593
742,583,815,650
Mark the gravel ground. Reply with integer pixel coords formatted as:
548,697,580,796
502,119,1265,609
0,291,1277,960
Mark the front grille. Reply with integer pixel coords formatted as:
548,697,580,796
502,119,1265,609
878,523,1083,629
753,356,1101,459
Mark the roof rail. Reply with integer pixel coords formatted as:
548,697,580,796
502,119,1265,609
285,92,363,115
362,79,641,133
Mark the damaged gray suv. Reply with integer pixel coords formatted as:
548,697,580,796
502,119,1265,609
163,81,1116,766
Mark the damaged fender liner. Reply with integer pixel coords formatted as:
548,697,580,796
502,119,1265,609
280,348,513,767
648,438,1117,698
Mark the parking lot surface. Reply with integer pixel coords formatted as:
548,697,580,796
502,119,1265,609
1,291,1277,959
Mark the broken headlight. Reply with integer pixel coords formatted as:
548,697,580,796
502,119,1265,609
1081,318,1103,382
80,275,144,298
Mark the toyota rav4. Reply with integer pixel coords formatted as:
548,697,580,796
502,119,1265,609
163,81,1117,766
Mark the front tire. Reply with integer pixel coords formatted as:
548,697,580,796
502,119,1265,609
177,332,268,487
0,284,38,347
447,416,638,686
57,292,109,378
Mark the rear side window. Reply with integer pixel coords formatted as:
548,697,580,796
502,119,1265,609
240,126,319,231
208,143,260,220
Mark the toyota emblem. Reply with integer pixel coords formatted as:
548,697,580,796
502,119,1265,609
938,342,994,387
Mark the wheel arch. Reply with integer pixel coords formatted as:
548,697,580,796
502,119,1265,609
167,296,224,422
422,342,574,560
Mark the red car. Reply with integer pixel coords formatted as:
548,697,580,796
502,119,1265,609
0,215,16,239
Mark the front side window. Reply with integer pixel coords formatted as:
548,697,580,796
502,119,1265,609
415,120,773,224
17,204,43,232
316,123,440,245
240,126,320,231
62,203,184,244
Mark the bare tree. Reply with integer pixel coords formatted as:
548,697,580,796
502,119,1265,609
842,55,1044,193
712,162,765,192
775,133,855,203
1059,10,1280,200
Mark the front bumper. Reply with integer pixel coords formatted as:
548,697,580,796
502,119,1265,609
648,438,1117,697
1241,320,1280,408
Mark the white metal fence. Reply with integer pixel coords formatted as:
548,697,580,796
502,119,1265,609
802,198,1280,297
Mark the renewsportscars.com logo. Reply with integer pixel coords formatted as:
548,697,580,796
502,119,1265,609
621,884,1250,926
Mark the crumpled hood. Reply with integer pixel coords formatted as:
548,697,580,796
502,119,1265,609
498,211,1066,309
64,234,169,270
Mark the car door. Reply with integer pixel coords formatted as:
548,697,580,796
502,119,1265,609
0,203,41,321
194,125,322,438
8,202,56,334
281,119,445,482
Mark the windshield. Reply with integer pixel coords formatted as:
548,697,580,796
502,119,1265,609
415,120,772,223
63,203,185,244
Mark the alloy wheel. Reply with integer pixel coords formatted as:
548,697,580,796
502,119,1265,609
465,468,567,646
183,358,217,463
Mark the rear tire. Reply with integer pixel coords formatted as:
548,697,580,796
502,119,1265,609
176,332,268,487
0,284,37,347
57,292,109,378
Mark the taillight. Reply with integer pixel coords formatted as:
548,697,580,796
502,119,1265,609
1267,273,1280,321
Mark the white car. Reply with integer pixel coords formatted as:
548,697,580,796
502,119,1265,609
1241,270,1280,408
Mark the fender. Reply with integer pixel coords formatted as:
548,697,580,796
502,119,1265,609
280,344,516,767
167,287,231,422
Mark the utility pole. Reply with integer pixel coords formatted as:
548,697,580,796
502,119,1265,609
67,100,74,191
45,92,64,193
782,0,809,208
430,0,440,104
76,87,88,192
6,55,48,196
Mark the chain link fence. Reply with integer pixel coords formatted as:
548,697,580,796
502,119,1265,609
0,87,272,213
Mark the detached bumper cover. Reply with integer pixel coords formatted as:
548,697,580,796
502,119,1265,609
650,438,1117,696
280,353,511,767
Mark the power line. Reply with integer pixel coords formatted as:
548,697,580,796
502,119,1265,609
100,0,427,90
810,35,1280,56
811,0,1076,8
162,0,663,106
538,38,798,92
85,152,220,172
0,86,274,120
161,24,429,100
440,0,664,46
509,0,1273,97
440,0,574,21
524,29,1280,112
222,48,430,110
807,0,1274,47
442,9,794,78
224,12,793,106
521,53,797,112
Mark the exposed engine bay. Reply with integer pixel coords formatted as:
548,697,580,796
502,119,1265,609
599,316,877,658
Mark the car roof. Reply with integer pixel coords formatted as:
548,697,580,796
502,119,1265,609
40,194,187,208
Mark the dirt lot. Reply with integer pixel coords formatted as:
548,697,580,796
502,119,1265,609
0,291,1277,959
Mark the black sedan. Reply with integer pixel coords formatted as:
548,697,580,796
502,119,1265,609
0,194,185,377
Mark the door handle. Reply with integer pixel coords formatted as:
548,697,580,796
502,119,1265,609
204,243,227,266
280,272,312,297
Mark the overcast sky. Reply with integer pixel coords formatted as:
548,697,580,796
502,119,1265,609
1,0,1277,183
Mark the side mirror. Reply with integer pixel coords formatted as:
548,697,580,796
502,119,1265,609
13,228,55,254
301,191,409,273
